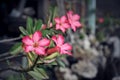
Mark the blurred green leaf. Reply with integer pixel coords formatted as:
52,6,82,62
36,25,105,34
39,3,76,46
28,71,43,80
44,52,60,60
29,52,37,62
41,29,55,37
49,40,55,48
34,68,49,79
19,26,28,35
49,61,57,66
10,43,22,55
52,7,58,24
27,17,33,34
56,58,65,68
21,73,26,80
34,19,42,31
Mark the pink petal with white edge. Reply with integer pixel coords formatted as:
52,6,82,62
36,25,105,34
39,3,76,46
62,23,70,28
61,43,72,50
56,24,61,29
34,47,45,55
22,36,33,45
55,17,60,23
60,27,66,33
73,14,80,20
67,10,73,15
74,21,81,27
61,16,67,23
71,25,77,31
61,50,72,55
49,22,53,27
24,45,34,53
32,31,42,42
38,38,50,47
57,35,64,46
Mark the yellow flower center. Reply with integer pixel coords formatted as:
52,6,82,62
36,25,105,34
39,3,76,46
29,34,32,38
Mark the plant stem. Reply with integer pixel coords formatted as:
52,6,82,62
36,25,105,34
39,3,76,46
0,37,21,43
0,56,39,73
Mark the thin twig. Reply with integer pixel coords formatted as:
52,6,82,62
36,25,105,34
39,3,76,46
0,56,39,73
0,52,10,58
0,54,24,62
0,37,21,43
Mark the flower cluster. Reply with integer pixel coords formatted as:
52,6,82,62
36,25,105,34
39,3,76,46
8,10,82,80
22,10,81,57
22,31,72,56
55,10,81,32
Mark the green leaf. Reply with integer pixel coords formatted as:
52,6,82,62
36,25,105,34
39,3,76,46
56,58,65,68
49,61,57,66
44,52,60,60
41,29,55,37
34,19,42,31
21,73,26,80
10,43,22,55
34,68,49,79
28,71,43,80
49,40,55,48
19,26,28,35
26,17,33,34
52,7,58,24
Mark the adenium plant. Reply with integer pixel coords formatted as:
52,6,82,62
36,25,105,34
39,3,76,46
10,10,82,80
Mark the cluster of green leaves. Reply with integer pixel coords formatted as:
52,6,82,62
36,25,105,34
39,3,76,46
10,17,43,55
19,17,43,36
28,67,49,80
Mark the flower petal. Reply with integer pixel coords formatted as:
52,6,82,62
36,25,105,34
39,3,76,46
55,17,60,23
61,43,72,50
49,22,53,27
67,10,73,16
71,24,76,31
32,31,42,42
61,16,67,22
62,23,70,28
56,24,61,29
38,38,50,47
22,36,33,45
73,14,80,20
57,35,64,46
34,47,46,55
61,50,72,55
24,45,34,53
73,21,81,27
60,27,66,33
41,24,47,30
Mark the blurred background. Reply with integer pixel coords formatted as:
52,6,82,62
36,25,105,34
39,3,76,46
0,0,120,80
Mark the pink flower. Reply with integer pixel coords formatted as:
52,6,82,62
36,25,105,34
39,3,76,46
98,18,104,23
52,34,72,55
22,31,50,55
49,22,53,28
54,16,70,33
41,24,47,30
67,10,81,31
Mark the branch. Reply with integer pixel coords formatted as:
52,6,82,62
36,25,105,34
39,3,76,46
0,54,24,62
0,52,10,58
0,37,21,43
0,56,39,73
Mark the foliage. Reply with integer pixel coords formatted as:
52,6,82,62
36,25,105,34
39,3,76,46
9,7,82,80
